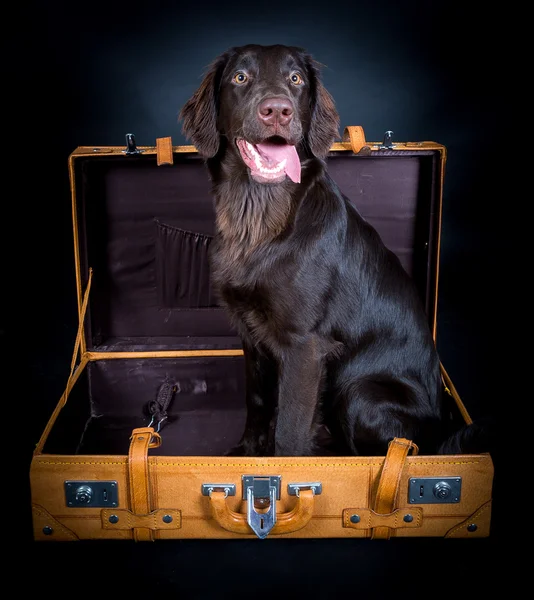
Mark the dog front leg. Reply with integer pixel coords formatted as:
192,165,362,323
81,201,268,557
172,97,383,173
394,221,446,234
226,344,277,456
275,340,324,456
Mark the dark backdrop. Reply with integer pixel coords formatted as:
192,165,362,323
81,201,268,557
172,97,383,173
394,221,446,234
9,0,511,595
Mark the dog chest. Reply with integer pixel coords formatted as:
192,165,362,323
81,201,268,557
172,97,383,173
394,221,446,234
30,130,494,542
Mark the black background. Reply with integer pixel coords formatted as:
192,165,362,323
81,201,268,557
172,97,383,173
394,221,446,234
9,0,512,595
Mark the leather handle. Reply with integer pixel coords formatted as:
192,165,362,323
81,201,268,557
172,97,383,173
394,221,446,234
208,489,315,535
371,437,418,540
128,427,162,541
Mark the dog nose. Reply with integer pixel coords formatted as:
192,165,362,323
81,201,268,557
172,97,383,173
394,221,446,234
258,97,294,127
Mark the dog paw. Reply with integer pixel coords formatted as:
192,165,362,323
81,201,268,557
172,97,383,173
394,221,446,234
225,440,268,456
225,443,247,456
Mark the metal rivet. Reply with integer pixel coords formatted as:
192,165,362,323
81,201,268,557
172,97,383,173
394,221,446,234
108,515,119,524
162,514,173,524
138,436,144,440
403,514,414,523
350,514,360,523
42,526,53,535
467,523,477,532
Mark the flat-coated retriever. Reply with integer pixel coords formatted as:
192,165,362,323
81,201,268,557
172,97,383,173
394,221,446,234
180,44,485,457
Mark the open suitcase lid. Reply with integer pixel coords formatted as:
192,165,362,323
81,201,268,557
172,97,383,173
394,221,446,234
67,126,446,355
37,126,477,462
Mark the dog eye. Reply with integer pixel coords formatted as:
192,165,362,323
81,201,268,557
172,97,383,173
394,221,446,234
289,72,304,85
233,72,248,84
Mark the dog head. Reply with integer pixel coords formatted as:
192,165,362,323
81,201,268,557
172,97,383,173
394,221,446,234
179,44,340,183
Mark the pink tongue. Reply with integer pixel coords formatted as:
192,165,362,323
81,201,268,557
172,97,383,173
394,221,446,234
256,143,301,183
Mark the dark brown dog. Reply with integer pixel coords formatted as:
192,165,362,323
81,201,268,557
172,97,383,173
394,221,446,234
180,44,480,457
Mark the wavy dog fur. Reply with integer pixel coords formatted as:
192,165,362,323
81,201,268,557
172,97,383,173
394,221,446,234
180,44,485,456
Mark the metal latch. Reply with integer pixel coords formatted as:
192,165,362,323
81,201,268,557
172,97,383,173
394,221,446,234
201,484,236,497
408,477,462,504
288,482,322,496
123,133,144,155
65,481,118,507
379,130,395,149
242,475,281,539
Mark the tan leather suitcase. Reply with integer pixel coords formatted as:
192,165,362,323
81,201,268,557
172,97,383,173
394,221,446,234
29,126,494,541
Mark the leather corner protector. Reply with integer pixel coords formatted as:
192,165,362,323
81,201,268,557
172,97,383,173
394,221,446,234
32,504,80,541
343,507,423,530
101,508,182,530
445,500,492,538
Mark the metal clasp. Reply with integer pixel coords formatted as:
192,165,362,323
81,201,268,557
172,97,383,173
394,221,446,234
123,133,144,155
287,482,322,496
408,477,462,504
242,475,281,539
201,484,236,498
379,130,395,149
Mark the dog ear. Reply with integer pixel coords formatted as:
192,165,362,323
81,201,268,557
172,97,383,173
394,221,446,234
306,59,340,158
179,55,227,157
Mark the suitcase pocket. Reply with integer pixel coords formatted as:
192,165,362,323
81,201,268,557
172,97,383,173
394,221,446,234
155,219,216,308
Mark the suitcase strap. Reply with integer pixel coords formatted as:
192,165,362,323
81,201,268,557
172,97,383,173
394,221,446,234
371,437,418,540
128,427,162,541
66,267,93,395
34,268,94,455
342,126,369,154
156,136,174,166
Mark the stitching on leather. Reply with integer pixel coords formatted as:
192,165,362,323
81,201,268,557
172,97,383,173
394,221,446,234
33,504,80,538
58,514,101,520
39,460,127,465
153,460,483,467
36,459,485,467
343,508,424,529
103,510,181,529
152,465,160,508
445,502,491,537
376,443,409,511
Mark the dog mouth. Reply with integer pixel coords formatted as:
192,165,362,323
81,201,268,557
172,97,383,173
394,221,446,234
236,138,301,183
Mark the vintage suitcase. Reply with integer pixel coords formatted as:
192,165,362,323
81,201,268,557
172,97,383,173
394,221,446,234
29,126,494,541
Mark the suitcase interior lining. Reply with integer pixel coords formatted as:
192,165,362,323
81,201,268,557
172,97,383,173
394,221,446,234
75,151,439,352
43,356,248,456
42,354,463,457
43,149,444,457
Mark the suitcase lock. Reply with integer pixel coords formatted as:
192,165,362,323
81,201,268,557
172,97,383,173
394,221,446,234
242,475,281,539
408,477,462,504
64,481,119,508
